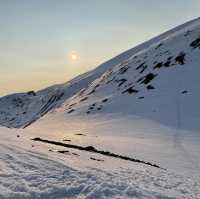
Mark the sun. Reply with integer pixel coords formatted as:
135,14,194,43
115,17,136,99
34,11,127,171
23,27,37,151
69,51,79,61
71,54,78,60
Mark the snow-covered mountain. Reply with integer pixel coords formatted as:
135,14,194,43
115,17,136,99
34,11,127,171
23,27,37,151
19,17,200,176
61,17,200,132
1,17,200,129
1,18,200,199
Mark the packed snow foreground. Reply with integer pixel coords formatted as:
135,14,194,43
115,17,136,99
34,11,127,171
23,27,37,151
1,17,200,198
1,127,200,199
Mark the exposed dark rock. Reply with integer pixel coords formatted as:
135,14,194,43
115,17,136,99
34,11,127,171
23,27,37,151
102,98,108,103
138,96,144,99
57,92,65,100
147,85,155,90
164,60,171,67
69,103,77,107
97,106,102,110
67,109,75,114
154,62,163,69
167,56,173,60
63,139,71,142
155,43,163,50
141,73,157,84
139,65,147,74
175,52,186,65
58,150,69,154
136,62,145,70
181,90,188,94
190,36,200,49
136,62,148,74
80,97,88,102
72,152,80,156
137,77,144,83
85,146,96,151
75,133,86,136
90,157,104,162
122,87,138,94
118,65,129,74
88,89,96,95
115,79,127,87
27,91,36,96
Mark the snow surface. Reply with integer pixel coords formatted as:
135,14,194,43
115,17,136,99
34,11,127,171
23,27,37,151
26,114,200,178
1,17,200,198
0,128,200,199
24,16,200,177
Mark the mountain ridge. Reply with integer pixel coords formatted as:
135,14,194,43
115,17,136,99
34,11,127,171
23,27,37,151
0,17,200,129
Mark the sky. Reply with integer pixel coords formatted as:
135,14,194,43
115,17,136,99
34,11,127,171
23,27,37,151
0,0,200,96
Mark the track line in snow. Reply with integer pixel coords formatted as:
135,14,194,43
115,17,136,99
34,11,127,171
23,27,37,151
32,137,163,169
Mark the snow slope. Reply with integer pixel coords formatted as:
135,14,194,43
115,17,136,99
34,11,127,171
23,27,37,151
23,17,200,177
62,17,200,132
0,17,199,129
1,128,200,199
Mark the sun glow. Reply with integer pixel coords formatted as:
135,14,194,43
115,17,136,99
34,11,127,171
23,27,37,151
70,51,79,61
71,54,77,60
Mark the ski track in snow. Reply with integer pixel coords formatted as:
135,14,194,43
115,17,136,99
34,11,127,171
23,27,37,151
0,144,200,199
